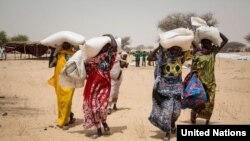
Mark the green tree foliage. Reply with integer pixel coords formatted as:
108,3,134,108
121,36,131,49
220,41,246,52
0,31,8,46
10,34,29,42
245,33,250,43
158,12,218,31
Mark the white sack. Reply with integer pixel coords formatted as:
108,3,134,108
41,31,85,48
85,36,111,58
194,26,222,46
191,17,207,27
110,55,121,80
59,50,86,88
115,37,122,52
159,28,194,51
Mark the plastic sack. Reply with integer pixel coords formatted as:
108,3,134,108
181,72,207,109
59,50,86,88
159,28,194,51
41,31,85,48
84,36,111,58
191,17,207,27
194,26,222,46
110,55,121,80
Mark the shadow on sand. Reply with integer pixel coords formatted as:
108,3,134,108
69,125,127,138
150,130,176,140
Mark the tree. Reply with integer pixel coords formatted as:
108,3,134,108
121,36,131,49
0,31,8,46
10,34,29,42
136,44,145,51
245,33,250,43
220,41,246,52
158,12,218,32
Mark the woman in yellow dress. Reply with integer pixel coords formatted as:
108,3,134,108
48,42,76,128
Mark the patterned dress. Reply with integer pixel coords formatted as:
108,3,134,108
83,50,115,129
191,48,219,120
149,49,192,132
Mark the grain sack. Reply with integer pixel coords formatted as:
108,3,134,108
84,36,111,58
41,31,85,48
110,55,121,80
191,17,207,27
59,50,86,88
194,26,222,46
159,28,194,51
116,37,122,52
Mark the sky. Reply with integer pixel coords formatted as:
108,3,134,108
0,0,250,47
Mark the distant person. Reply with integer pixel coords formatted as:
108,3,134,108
148,44,192,141
48,42,76,129
0,46,6,60
108,51,129,114
147,50,159,79
190,33,228,125
141,51,147,67
134,51,141,67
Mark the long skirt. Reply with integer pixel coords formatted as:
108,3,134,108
48,52,75,126
83,71,111,129
196,83,216,120
108,75,123,108
148,78,182,132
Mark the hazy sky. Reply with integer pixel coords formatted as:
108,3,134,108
0,0,250,47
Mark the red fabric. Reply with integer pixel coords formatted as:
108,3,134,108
83,52,115,129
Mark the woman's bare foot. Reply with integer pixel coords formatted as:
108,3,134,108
113,104,118,111
92,128,102,139
191,110,197,124
69,112,76,124
102,122,111,134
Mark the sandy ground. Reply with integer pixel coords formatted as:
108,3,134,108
0,54,250,141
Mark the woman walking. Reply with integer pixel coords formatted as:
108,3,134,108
190,32,228,125
83,34,117,138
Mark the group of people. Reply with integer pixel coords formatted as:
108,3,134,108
133,50,148,67
48,28,228,141
48,34,129,138
147,32,228,141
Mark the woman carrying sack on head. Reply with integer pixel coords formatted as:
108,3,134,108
190,32,228,125
48,42,76,128
147,28,193,141
83,34,117,139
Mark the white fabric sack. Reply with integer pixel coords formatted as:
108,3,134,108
59,50,86,88
41,31,85,48
191,17,207,27
110,55,121,80
159,28,194,51
194,26,222,46
85,36,111,58
115,37,122,52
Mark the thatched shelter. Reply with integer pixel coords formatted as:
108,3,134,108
4,42,51,59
